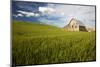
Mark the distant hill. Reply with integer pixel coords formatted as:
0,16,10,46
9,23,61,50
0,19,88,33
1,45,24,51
12,20,68,37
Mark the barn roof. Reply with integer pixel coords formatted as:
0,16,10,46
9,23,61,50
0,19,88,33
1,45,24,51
69,18,85,26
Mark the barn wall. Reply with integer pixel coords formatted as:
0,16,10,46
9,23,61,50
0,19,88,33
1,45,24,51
79,26,87,31
64,25,79,31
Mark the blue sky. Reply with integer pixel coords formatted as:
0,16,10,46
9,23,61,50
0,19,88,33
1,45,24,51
12,1,96,28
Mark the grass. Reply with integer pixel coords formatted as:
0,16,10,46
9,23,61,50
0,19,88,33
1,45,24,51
12,20,96,66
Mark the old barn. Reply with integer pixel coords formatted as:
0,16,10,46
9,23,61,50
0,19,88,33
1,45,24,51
64,18,88,32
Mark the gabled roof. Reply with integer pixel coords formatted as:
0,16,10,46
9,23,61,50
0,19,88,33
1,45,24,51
69,18,85,26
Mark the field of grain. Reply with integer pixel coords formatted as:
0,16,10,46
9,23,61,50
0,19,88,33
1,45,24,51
12,21,96,66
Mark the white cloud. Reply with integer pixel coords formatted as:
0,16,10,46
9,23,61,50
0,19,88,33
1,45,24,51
13,13,23,17
18,10,35,17
18,11,28,14
17,10,40,17
26,13,35,17
39,7,55,14
17,14,23,17
60,12,65,16
35,13,40,17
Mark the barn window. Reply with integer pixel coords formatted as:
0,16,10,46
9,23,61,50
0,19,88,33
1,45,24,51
72,25,73,28
75,26,77,28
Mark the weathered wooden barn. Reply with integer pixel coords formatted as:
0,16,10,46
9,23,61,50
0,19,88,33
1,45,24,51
64,18,88,32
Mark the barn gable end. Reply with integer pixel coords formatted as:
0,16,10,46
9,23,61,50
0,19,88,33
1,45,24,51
64,18,87,32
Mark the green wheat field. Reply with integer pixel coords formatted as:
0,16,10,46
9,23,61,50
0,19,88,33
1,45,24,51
12,20,96,65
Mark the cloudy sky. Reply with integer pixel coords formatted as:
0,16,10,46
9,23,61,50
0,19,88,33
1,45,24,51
12,1,96,28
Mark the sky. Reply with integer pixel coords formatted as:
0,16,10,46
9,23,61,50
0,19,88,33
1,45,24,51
12,1,96,28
